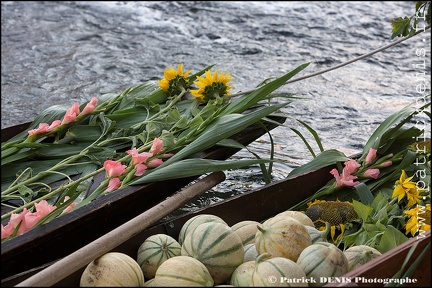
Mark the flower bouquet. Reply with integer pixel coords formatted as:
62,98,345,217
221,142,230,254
1,63,309,278
287,98,431,255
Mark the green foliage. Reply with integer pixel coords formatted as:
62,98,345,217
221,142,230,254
390,1,431,38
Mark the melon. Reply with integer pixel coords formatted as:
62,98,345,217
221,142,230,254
178,214,227,245
255,216,312,261
137,233,181,279
343,245,382,271
153,255,214,286
296,242,349,287
80,252,144,287
229,260,256,286
243,243,259,262
273,210,315,227
181,221,244,284
252,253,308,287
305,226,326,243
231,220,260,246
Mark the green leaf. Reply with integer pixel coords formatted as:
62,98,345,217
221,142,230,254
390,16,411,39
161,103,286,166
378,226,409,253
352,199,374,222
296,119,324,153
130,158,273,185
223,62,310,115
360,102,430,161
354,183,374,205
288,149,349,177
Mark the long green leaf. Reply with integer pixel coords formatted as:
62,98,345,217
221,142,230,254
288,149,349,177
131,158,272,185
360,102,430,161
161,103,286,166
223,62,310,115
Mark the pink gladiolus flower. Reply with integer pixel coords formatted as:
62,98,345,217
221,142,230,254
48,120,62,130
28,120,62,137
344,159,361,175
79,97,98,116
150,138,164,154
162,153,174,158
106,178,121,192
365,148,377,166
330,168,360,187
28,123,51,137
379,160,393,168
34,200,56,218
9,208,39,236
1,223,15,239
127,148,153,166
22,212,40,232
148,158,164,168
134,164,148,176
61,106,78,125
363,168,380,179
103,160,127,178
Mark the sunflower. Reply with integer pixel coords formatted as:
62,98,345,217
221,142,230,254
305,199,358,243
158,64,192,96
392,170,423,207
190,70,234,103
404,203,431,236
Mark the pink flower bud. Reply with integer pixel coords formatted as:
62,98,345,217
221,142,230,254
148,158,164,168
379,160,393,168
79,97,98,116
343,159,361,175
363,168,380,179
150,138,164,154
365,148,377,165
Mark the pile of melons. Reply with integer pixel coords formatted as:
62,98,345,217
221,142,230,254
80,211,381,287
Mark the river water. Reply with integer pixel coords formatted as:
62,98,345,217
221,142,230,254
1,1,431,210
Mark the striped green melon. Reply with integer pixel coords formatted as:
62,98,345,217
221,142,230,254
154,255,214,286
343,245,382,271
305,226,326,243
273,210,315,227
231,220,260,246
178,214,227,245
252,253,308,287
181,222,244,284
80,252,144,287
296,242,348,287
243,243,259,262
229,260,255,286
137,234,181,279
255,216,312,261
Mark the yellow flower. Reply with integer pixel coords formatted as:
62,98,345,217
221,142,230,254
190,70,234,103
404,204,431,237
158,64,191,95
391,170,423,207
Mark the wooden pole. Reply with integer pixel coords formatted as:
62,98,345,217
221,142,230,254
15,171,225,287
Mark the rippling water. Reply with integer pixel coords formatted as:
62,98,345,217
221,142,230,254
1,1,430,210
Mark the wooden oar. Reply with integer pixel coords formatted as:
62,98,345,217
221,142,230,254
15,171,226,287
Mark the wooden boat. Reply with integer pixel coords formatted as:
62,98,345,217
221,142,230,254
2,157,430,287
1,115,286,281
